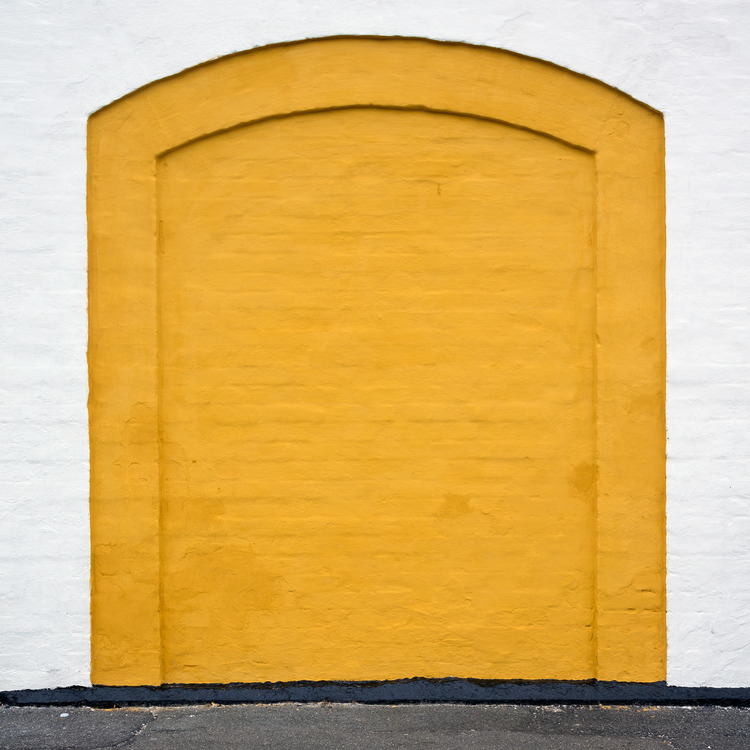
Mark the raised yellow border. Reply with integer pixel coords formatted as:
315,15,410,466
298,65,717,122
89,36,665,685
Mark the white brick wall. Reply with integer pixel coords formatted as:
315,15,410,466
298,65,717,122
1,0,748,688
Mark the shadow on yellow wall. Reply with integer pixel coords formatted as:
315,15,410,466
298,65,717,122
88,36,665,686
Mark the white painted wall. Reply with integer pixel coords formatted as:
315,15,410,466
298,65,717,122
1,0,748,689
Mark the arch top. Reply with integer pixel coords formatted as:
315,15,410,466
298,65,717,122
158,103,597,160
93,35,661,120
89,35,663,161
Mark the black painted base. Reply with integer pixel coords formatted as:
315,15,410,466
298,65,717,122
3,679,750,707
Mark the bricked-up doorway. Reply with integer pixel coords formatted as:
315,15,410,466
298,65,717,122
88,36,665,686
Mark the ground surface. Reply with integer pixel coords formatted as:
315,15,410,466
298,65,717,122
1,703,748,749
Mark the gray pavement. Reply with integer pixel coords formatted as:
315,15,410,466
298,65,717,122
1,703,749,749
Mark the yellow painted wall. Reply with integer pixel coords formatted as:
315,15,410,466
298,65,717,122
159,107,596,682
88,37,665,685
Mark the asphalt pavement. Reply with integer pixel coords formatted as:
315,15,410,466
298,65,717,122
1,703,749,749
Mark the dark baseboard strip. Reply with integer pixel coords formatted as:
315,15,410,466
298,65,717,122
3,679,750,706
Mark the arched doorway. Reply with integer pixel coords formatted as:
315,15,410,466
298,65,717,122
89,36,665,685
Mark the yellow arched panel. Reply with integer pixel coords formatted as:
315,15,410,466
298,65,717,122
88,37,665,686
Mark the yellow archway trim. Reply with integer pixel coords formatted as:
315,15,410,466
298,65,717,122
88,36,665,685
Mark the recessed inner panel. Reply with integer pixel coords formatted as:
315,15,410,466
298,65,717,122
157,107,596,682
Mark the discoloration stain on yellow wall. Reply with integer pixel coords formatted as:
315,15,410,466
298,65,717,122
438,494,474,519
88,36,665,686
